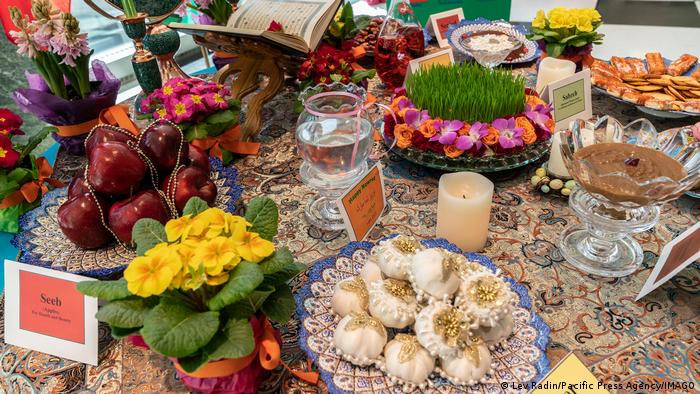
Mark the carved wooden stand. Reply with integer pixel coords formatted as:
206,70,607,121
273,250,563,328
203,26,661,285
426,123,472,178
194,33,304,141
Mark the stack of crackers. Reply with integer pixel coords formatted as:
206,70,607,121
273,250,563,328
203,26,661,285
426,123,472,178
591,53,700,114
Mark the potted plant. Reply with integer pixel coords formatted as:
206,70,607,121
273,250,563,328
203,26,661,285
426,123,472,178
527,7,604,69
188,0,239,69
78,196,305,393
0,108,62,233
8,0,121,155
140,78,249,163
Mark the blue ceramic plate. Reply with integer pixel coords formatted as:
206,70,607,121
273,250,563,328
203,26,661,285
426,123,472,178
295,236,551,394
11,157,242,277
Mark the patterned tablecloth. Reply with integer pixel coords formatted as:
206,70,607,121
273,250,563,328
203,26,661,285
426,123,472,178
1,74,699,393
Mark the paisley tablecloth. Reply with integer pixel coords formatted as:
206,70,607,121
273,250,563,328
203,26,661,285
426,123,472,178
1,75,698,393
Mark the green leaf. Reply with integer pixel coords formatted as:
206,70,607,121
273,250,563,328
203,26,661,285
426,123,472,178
546,43,565,58
185,123,210,141
182,197,209,216
350,69,376,83
258,247,294,275
527,34,544,41
206,109,236,125
222,285,275,320
177,351,209,373
77,279,131,301
208,262,264,310
203,318,255,360
570,38,590,47
244,196,278,241
0,205,21,233
541,30,560,38
262,285,295,324
18,126,51,160
141,301,220,357
95,298,150,328
262,261,305,286
221,148,234,165
132,218,167,255
111,326,140,339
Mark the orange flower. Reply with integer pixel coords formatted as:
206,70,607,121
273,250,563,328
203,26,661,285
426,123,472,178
419,118,440,138
516,117,537,145
525,95,546,108
457,122,472,136
444,145,464,158
483,126,500,146
390,96,411,114
545,118,555,132
394,124,414,148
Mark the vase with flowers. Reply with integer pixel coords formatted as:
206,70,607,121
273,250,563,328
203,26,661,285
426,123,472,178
0,108,62,233
527,7,604,70
8,0,121,156
78,196,309,393
140,77,255,163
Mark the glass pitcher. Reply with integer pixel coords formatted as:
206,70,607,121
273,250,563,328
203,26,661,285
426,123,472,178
375,0,425,89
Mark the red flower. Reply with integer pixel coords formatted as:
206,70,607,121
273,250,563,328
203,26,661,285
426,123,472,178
267,21,283,32
0,108,23,130
0,134,20,169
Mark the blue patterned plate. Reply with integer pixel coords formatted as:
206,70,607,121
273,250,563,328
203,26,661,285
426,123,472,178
295,237,551,394
11,157,242,278
447,18,540,65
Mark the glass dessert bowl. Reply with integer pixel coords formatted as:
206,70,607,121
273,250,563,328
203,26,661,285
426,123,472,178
459,33,522,68
559,116,700,277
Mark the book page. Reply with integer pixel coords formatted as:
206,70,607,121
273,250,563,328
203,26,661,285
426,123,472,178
229,0,331,45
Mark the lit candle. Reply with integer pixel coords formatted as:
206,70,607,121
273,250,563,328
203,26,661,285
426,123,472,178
547,131,570,178
535,57,576,96
436,172,493,252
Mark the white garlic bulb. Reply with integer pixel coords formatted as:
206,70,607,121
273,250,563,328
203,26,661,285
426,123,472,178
331,276,369,318
409,248,460,300
368,279,418,328
372,236,422,280
414,301,474,358
439,339,493,386
383,334,434,388
333,311,387,366
456,272,515,327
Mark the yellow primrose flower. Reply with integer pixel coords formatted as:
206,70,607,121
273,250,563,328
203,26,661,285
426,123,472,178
184,215,209,240
532,10,546,28
234,231,275,263
547,7,575,29
165,214,192,242
206,272,230,286
124,248,181,297
180,271,206,291
576,15,593,32
582,8,601,22
226,214,249,236
194,236,241,276
144,242,170,256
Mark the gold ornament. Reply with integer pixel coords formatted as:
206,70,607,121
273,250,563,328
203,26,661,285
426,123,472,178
394,334,420,363
439,250,465,281
468,277,503,306
392,236,421,255
383,279,415,303
339,276,369,309
463,337,483,364
433,307,468,347
345,311,385,337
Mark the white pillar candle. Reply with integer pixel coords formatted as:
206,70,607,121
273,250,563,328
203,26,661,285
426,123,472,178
436,172,494,252
547,131,570,178
535,57,576,96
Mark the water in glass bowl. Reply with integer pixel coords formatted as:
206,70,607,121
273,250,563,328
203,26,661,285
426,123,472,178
296,117,373,176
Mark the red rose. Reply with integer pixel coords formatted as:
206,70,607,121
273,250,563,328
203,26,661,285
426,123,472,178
384,114,396,139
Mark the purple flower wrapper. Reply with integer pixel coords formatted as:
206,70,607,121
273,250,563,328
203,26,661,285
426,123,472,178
12,60,121,155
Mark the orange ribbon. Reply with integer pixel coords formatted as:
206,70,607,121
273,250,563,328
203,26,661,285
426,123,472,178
173,317,319,385
54,104,137,137
0,157,64,209
190,125,260,158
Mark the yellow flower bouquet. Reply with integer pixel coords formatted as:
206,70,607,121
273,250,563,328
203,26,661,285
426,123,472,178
77,196,305,385
527,7,604,64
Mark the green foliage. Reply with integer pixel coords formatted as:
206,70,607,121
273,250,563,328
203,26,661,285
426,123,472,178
527,26,604,55
95,298,150,328
244,196,279,241
131,218,167,255
405,63,525,123
182,197,209,216
262,286,295,324
208,262,264,311
77,279,131,301
324,2,358,47
141,300,220,357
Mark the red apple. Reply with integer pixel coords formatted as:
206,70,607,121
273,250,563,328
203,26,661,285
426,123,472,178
108,190,170,245
162,166,217,213
139,122,188,174
88,141,146,196
187,144,210,172
86,126,136,154
67,176,91,199
58,193,112,249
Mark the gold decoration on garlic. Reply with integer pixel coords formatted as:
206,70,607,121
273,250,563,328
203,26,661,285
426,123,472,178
339,276,369,309
345,311,385,336
439,250,465,281
392,236,421,255
383,278,415,303
468,277,503,306
394,334,420,363
463,337,483,364
433,306,468,347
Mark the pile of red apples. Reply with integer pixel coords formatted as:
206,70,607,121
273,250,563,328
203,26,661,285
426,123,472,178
59,121,217,249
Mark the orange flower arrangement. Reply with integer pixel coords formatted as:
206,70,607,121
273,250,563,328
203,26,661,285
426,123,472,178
444,145,464,158
482,127,500,146
516,117,537,145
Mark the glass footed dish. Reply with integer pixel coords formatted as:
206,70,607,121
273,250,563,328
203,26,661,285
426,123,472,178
460,33,522,68
558,116,700,277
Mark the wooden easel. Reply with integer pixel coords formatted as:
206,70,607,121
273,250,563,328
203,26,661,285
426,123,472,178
194,33,304,141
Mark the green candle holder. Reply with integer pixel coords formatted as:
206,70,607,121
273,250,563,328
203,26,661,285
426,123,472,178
119,13,162,94
144,23,189,82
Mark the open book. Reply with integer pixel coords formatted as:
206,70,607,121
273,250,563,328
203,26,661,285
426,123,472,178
170,0,342,55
